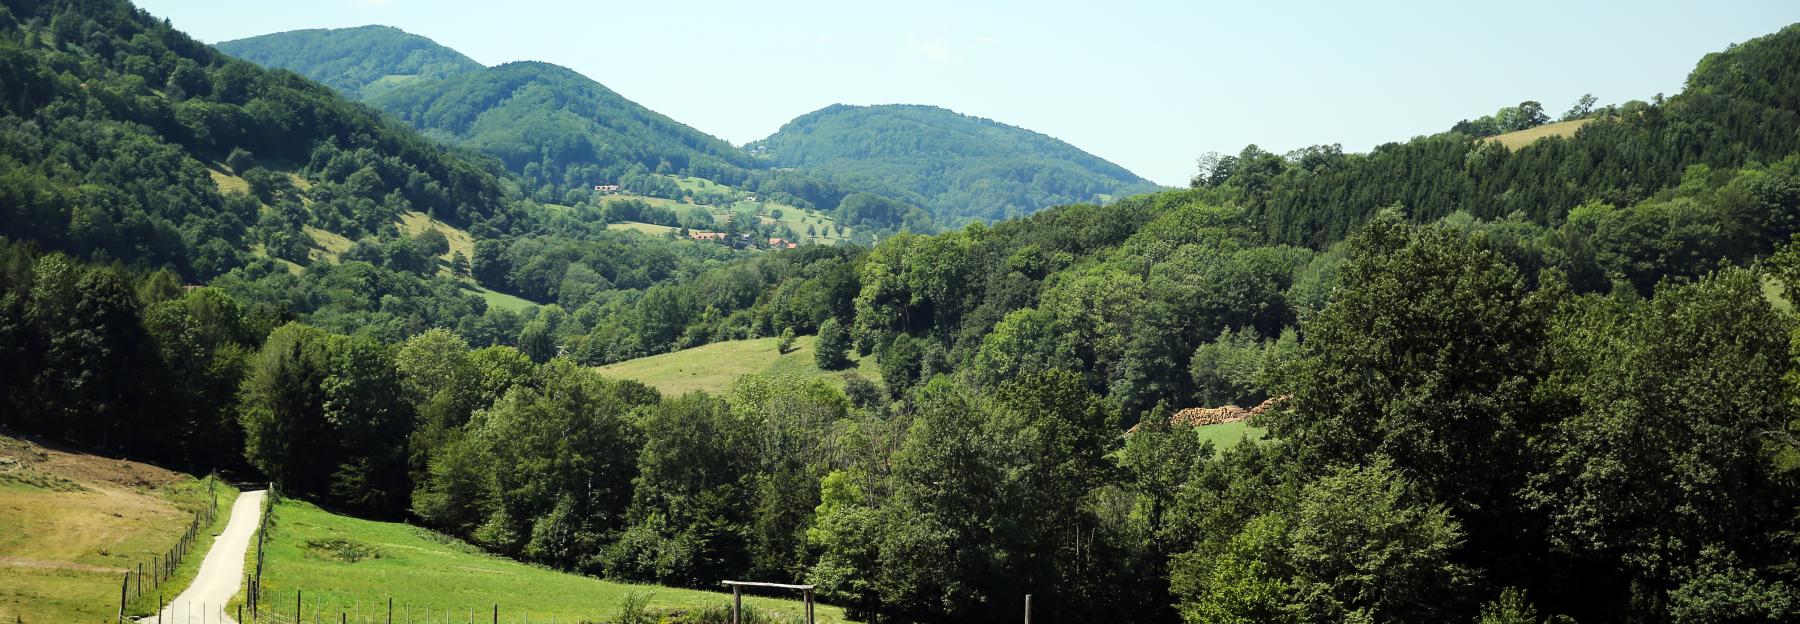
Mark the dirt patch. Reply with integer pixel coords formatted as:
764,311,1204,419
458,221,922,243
0,434,185,491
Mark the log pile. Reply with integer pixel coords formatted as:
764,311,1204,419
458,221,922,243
1129,396,1288,435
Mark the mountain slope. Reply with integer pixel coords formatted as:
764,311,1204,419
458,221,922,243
751,103,1163,222
215,25,481,99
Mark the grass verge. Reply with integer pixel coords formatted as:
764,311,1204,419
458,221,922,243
244,498,849,622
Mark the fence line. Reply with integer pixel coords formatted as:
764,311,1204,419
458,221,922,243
243,593,562,624
117,475,221,623
248,482,279,620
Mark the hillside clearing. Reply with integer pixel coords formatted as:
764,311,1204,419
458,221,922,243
1195,420,1268,450
1484,118,1591,149
472,285,540,313
247,498,850,622
597,335,880,397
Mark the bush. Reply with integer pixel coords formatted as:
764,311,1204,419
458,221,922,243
777,328,796,353
814,318,850,370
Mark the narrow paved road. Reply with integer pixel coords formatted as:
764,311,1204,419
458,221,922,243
141,489,265,624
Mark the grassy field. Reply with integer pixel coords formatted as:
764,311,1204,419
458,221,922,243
1484,118,1591,150
597,335,880,397
607,220,684,236
245,498,850,623
470,285,541,313
0,434,227,622
1195,420,1268,450
604,174,856,245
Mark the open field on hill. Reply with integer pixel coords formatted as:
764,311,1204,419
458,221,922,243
1195,419,1268,450
1484,118,1591,149
399,210,477,268
597,335,880,397
246,498,849,623
607,220,684,236
471,285,541,313
0,434,231,622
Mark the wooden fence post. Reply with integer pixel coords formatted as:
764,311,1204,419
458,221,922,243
732,585,742,624
117,572,128,623
1024,593,1032,624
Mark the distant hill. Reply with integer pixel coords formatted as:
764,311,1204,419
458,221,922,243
216,25,481,99
219,27,821,211
367,61,760,188
750,104,1163,223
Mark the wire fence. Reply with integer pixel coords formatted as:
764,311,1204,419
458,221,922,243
247,596,570,624
245,482,279,620
116,475,221,623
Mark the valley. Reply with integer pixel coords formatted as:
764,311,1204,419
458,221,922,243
2,1,1799,623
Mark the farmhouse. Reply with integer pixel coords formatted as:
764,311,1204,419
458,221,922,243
768,237,799,249
592,184,621,193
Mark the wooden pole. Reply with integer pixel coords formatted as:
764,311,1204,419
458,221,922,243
732,585,742,624
1024,593,1032,624
118,572,128,623
389,597,393,624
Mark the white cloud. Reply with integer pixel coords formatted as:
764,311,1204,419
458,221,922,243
917,38,952,63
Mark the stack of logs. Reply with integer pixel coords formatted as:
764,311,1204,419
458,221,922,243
1130,395,1288,434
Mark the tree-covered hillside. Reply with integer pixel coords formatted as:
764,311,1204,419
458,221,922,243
215,25,481,99
219,27,877,222
750,103,1164,223
1195,23,1800,248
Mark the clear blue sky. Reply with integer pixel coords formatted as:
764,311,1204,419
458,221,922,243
137,0,1800,186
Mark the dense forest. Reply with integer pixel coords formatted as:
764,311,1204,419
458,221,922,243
750,103,1165,223
4,1,1800,622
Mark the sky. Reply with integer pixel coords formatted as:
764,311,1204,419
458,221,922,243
136,0,1800,187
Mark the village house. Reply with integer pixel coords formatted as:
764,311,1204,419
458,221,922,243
592,184,621,194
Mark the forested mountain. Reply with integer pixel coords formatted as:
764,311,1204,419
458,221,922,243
215,25,481,99
750,103,1164,223
219,27,870,222
6,1,1800,623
